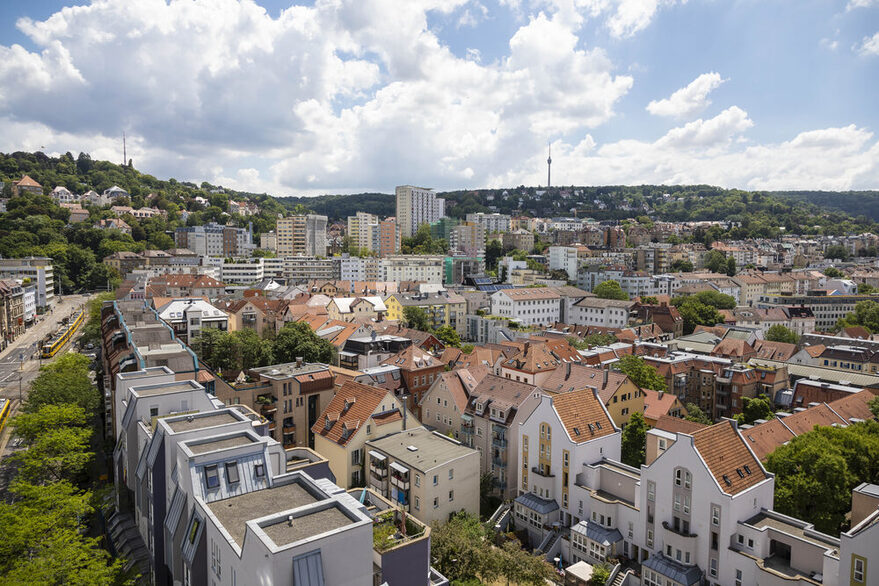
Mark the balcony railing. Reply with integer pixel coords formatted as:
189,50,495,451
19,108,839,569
390,475,410,490
531,466,554,478
492,436,508,449
493,456,507,468
662,520,697,538
370,464,388,478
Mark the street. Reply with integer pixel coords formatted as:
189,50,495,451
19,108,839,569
0,294,92,497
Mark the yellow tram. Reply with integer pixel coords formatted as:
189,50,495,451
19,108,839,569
41,309,85,358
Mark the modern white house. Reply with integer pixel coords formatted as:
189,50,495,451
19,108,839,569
490,287,561,327
570,297,635,329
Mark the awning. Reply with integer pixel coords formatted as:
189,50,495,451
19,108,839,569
368,450,386,461
390,462,409,474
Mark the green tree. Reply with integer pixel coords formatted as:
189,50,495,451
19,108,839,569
824,244,850,260
836,300,879,333
858,283,876,295
704,250,728,273
498,539,554,585
272,322,335,364
11,405,92,485
231,329,274,371
403,306,432,331
673,290,736,310
484,239,504,272
670,259,694,272
726,256,737,276
766,422,879,534
640,295,659,305
621,412,647,468
765,324,799,344
593,280,629,300
823,266,845,279
589,563,612,586
430,512,495,583
433,325,462,348
615,355,666,392
26,354,100,415
734,395,774,426
684,403,713,425
674,299,724,335
566,333,617,350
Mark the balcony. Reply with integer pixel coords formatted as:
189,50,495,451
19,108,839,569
662,520,697,538
491,435,508,449
370,464,388,479
531,465,555,478
493,456,507,468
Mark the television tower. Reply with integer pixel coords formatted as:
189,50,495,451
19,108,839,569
546,143,552,188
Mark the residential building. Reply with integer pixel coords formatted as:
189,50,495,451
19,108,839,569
570,297,635,329
490,287,561,327
449,222,486,255
276,215,328,258
395,185,446,238
146,274,225,299
11,174,42,195
153,297,229,344
378,217,401,257
465,212,511,233
419,368,486,441
51,185,77,203
0,257,54,309
347,212,380,252
284,256,339,282
641,389,686,426
312,380,411,488
539,363,645,428
384,291,466,335
381,345,445,417
96,217,132,234
259,230,277,252
381,255,444,285
549,246,579,281
244,361,338,448
367,426,479,525
326,296,387,323
503,229,535,252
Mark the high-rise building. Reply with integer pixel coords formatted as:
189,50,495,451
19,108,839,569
378,217,401,257
395,185,445,239
277,214,328,258
449,222,486,256
0,257,54,309
347,212,380,252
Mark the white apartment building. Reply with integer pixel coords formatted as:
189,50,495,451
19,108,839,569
465,212,511,233
395,185,445,238
283,256,340,282
381,255,444,285
276,215,328,258
0,257,54,309
570,297,635,328
339,255,381,282
490,287,561,327
548,246,579,281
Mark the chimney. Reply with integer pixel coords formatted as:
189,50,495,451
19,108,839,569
603,368,609,386
296,356,303,368
565,362,571,380
658,390,664,400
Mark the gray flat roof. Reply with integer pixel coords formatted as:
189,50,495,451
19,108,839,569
745,512,838,548
261,505,353,547
250,362,328,380
133,381,201,397
187,435,255,455
207,480,322,546
366,427,474,472
166,412,240,433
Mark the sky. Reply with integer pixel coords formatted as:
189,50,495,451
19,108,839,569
0,0,877,196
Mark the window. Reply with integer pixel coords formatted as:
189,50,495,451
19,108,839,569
205,465,219,489
711,505,720,526
254,463,265,477
225,461,239,484
449,490,454,502
433,474,438,486
415,474,421,487
709,558,718,577
854,556,865,582
433,497,439,509
647,481,655,502
414,496,420,510
646,529,653,547
683,495,691,514
366,424,371,435
449,469,454,480
735,569,742,586
737,534,744,545
188,517,201,544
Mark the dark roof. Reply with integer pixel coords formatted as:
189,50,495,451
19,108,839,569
642,553,702,586
515,491,559,515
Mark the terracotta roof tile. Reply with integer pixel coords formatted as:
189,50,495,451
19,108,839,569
310,380,396,446
642,389,681,422
741,418,795,461
551,388,616,443
654,415,706,435
692,421,769,494
539,363,631,403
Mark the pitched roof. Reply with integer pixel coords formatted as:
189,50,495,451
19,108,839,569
15,175,41,187
503,341,561,374
642,389,682,422
310,380,396,447
381,345,442,371
551,388,616,443
654,415,707,435
752,339,796,362
803,344,826,358
691,420,768,494
741,419,795,461
496,287,561,301
468,374,537,420
538,363,632,403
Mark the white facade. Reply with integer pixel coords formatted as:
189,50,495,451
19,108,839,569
339,255,381,281
381,255,443,285
0,257,54,308
22,285,36,322
465,212,511,233
548,246,579,281
490,288,561,326
395,185,445,238
570,298,634,328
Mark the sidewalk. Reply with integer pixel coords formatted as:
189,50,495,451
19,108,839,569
0,295,88,363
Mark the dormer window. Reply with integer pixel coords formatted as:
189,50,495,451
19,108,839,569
325,416,332,431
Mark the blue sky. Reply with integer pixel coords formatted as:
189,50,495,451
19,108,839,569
0,0,876,194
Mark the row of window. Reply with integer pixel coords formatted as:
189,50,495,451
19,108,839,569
204,460,264,489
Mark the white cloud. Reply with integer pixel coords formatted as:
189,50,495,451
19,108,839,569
847,0,879,10
646,72,726,119
0,0,875,195
857,32,879,56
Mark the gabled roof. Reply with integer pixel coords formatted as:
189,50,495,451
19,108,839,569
654,415,706,435
538,363,632,403
468,374,536,421
15,175,41,187
503,341,561,374
642,389,682,422
381,345,441,371
310,380,396,447
432,368,486,413
741,418,795,461
551,388,616,443
691,420,768,495
752,339,796,362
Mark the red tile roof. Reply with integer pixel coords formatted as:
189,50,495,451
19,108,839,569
310,380,396,446
552,388,616,443
692,420,768,495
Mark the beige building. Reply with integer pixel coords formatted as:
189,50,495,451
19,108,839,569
311,380,412,488
420,368,486,440
276,214,328,257
395,185,445,238
538,363,645,428
367,426,479,525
